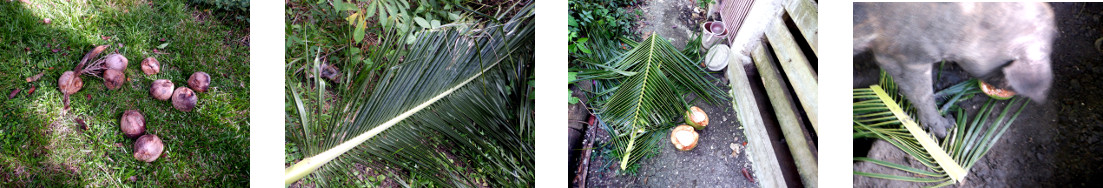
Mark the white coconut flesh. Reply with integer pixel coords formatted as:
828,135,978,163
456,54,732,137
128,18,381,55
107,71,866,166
691,110,707,122
675,131,696,145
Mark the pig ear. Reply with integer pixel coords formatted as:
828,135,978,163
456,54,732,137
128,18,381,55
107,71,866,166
1004,59,1052,102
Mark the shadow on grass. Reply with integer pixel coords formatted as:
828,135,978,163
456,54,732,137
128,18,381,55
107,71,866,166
0,0,249,186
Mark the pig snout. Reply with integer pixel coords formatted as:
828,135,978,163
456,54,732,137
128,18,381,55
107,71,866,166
1004,58,1053,103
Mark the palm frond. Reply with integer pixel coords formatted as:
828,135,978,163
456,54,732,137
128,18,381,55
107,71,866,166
854,71,1031,187
285,1,535,186
580,34,727,172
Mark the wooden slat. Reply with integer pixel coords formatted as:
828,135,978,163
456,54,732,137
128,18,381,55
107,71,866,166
783,0,818,56
765,19,819,135
726,50,786,188
752,44,818,187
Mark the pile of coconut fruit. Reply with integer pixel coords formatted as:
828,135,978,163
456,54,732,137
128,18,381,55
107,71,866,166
671,106,709,151
58,45,212,163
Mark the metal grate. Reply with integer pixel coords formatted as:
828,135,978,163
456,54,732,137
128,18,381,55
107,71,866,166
720,0,756,45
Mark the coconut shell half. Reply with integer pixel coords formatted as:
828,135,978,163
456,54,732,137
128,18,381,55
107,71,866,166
671,125,699,151
980,81,1015,100
172,87,198,112
133,134,164,162
140,57,160,75
685,106,709,130
103,69,125,90
120,110,145,139
150,79,174,101
188,71,210,92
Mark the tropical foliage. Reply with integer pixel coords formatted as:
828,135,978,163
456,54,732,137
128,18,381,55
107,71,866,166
286,0,534,187
854,71,1030,187
575,34,727,172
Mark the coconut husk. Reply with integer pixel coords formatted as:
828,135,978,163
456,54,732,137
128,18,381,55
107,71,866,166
141,57,160,75
120,110,145,139
133,134,164,162
103,69,125,90
172,87,197,112
150,79,174,101
188,72,210,92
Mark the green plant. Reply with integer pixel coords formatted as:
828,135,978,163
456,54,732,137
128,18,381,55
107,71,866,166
577,34,727,172
189,0,249,12
285,1,535,187
697,0,714,10
853,71,1030,187
338,0,471,45
567,71,582,106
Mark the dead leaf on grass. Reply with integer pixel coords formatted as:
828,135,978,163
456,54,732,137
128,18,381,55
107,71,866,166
26,72,44,82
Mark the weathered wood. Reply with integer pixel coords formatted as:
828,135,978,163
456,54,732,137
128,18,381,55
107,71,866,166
752,44,818,188
765,19,819,135
726,50,786,188
784,0,818,56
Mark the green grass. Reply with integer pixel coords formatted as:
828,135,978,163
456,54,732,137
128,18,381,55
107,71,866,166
0,0,249,186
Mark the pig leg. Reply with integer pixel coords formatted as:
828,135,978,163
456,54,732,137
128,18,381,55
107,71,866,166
875,54,955,138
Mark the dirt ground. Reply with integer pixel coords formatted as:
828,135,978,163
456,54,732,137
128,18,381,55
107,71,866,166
635,0,708,49
580,74,757,187
853,2,1103,187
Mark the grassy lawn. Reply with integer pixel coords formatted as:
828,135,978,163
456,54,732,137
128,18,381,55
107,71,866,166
0,0,249,186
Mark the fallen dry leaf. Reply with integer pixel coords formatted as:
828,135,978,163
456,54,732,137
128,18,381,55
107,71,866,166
8,89,20,99
75,118,87,130
26,72,44,82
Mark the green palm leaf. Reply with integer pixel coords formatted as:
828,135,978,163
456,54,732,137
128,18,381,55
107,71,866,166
285,2,534,186
585,34,727,172
854,71,1030,187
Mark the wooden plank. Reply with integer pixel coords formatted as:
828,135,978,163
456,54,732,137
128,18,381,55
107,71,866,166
765,19,819,135
726,50,786,188
784,0,818,56
752,44,818,187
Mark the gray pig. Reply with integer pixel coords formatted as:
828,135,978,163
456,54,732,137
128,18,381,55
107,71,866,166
854,2,1055,137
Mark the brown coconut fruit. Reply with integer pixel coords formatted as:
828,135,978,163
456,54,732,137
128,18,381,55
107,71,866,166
103,69,125,90
140,57,160,75
104,54,128,71
133,134,164,162
120,110,146,139
671,125,699,151
188,72,210,92
685,106,709,130
58,71,83,95
172,87,197,112
150,79,174,101
58,71,83,108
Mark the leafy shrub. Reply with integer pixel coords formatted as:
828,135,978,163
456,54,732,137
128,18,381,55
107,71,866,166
189,0,249,12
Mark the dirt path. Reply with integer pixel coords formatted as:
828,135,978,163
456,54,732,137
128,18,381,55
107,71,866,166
853,2,1103,187
635,0,706,49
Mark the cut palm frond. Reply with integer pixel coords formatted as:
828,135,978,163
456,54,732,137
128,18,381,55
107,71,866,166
578,34,727,172
285,1,535,186
854,71,1030,187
